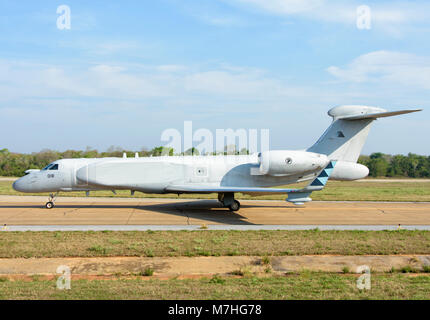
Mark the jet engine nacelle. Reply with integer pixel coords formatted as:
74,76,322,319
259,150,328,176
330,161,369,180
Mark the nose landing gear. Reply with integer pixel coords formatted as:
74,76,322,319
45,202,54,209
45,192,58,209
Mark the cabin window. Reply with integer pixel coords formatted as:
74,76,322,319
49,164,59,170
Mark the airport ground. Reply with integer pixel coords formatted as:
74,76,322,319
1,196,430,226
1,178,430,299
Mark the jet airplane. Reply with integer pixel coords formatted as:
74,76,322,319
13,105,421,211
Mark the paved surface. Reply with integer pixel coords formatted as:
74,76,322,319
3,225,430,231
1,255,429,276
355,179,430,182
0,195,430,226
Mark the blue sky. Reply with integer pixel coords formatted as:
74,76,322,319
0,0,429,154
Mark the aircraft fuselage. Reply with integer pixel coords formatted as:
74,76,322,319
13,152,327,194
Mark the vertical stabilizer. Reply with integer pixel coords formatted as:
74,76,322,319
307,118,373,162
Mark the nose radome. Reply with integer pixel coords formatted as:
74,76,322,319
12,179,23,192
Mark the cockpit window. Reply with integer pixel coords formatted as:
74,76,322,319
42,164,54,171
49,164,59,170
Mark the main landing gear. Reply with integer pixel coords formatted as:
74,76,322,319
45,192,58,209
218,193,241,212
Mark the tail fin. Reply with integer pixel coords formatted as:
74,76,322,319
307,105,421,162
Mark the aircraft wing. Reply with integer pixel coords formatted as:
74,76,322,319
165,185,302,195
165,161,336,204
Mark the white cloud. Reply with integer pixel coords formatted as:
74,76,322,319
1,58,427,154
89,65,125,73
156,65,187,73
231,0,324,15
0,59,313,109
195,13,245,27
224,0,430,30
57,39,148,56
327,51,430,90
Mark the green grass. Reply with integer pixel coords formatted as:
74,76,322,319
87,245,111,255
397,266,420,273
342,266,351,274
1,230,430,258
261,256,271,265
140,268,154,277
1,274,430,299
1,179,430,201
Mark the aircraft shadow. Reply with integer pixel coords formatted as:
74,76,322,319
134,200,256,225
1,200,286,225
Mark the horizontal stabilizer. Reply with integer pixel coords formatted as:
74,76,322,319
338,109,422,121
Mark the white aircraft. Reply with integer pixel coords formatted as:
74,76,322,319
13,105,421,210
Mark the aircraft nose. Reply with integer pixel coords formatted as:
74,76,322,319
12,178,25,192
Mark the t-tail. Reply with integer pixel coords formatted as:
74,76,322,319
307,105,421,163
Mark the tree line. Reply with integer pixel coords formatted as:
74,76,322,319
358,153,430,178
0,147,429,178
0,146,248,177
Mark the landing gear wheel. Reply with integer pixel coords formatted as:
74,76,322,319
45,192,58,209
229,200,240,212
45,201,54,209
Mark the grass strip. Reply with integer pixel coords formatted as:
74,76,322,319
1,273,430,300
1,230,430,258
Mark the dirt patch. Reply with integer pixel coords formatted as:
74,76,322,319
1,255,429,277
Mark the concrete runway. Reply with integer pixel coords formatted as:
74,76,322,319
1,195,430,227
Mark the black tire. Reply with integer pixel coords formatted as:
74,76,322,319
229,200,240,212
45,201,54,209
